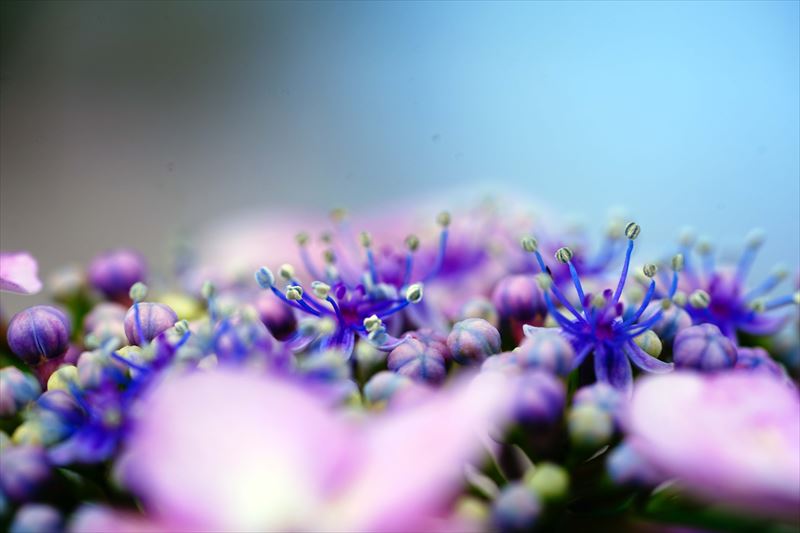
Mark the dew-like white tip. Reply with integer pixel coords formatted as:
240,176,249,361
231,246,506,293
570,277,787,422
129,282,148,302
286,285,303,301
311,281,331,300
671,253,684,272
255,267,275,289
406,283,424,304
437,211,451,227
745,228,766,249
363,314,383,332
521,236,538,253
643,263,658,278
624,222,641,240
688,289,710,309
405,234,420,252
278,264,296,281
555,247,573,264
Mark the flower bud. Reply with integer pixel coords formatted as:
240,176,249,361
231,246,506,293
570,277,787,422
491,275,546,322
607,442,663,487
673,324,736,371
491,483,541,533
0,367,41,417
87,248,147,301
459,297,500,328
363,371,414,405
573,382,623,415
511,370,565,425
46,365,78,392
568,404,614,449
641,304,691,342
633,329,662,357
0,446,51,501
447,318,501,365
255,293,297,341
7,306,71,366
387,338,447,384
733,346,785,378
515,328,575,376
10,504,62,533
524,462,569,502
83,303,127,344
124,302,178,346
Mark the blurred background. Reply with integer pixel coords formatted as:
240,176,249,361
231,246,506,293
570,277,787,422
1,0,798,312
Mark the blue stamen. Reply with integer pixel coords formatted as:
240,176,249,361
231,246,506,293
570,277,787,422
623,280,655,327
611,239,634,304
133,302,145,345
764,293,798,311
423,228,449,282
566,260,588,319
110,351,150,374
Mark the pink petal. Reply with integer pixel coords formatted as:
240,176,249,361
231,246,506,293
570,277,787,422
0,251,42,294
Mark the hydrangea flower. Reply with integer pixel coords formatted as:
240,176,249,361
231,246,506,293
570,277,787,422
520,223,678,393
72,368,515,532
668,230,799,340
0,251,42,295
628,372,800,520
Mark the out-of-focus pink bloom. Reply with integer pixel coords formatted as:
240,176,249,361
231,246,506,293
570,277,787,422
0,251,42,294
628,372,800,520
72,368,514,532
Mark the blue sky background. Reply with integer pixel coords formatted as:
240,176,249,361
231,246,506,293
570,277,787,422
1,1,798,309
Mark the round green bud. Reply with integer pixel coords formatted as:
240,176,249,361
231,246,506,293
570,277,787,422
642,264,657,278
330,207,347,222
437,211,451,227
634,329,663,357
555,247,573,264
129,282,148,302
678,227,695,247
201,280,216,300
524,463,570,503
689,289,710,309
521,236,538,253
406,283,424,304
624,222,641,240
568,404,614,449
47,365,79,392
323,249,336,264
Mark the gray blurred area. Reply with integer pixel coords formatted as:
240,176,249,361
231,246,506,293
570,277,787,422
2,1,798,314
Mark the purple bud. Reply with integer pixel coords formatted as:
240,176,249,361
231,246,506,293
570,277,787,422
10,504,62,533
387,338,447,384
124,303,178,346
0,367,41,417
491,482,541,532
87,248,147,301
606,441,663,487
7,306,71,366
641,304,692,342
515,329,575,376
447,318,502,365
0,446,51,501
363,371,414,405
512,370,566,425
673,324,737,371
481,352,520,375
406,328,451,360
572,382,623,416
255,293,297,341
734,346,785,378
491,275,547,322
